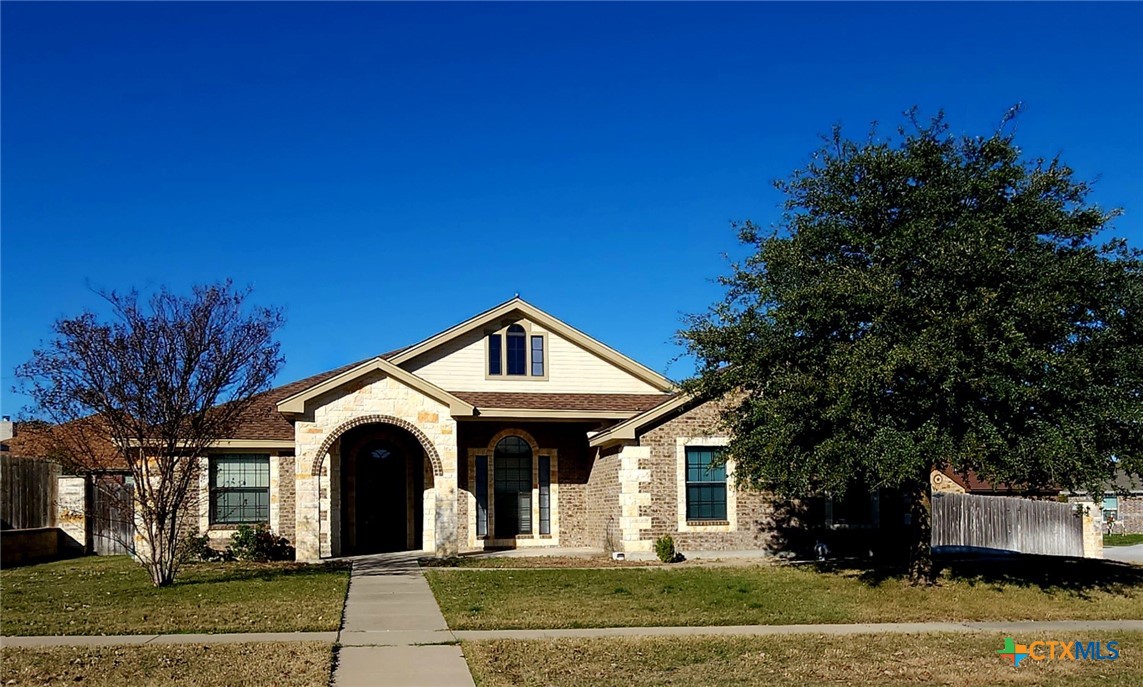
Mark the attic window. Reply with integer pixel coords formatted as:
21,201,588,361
487,323,547,379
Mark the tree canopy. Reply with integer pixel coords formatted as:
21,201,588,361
16,281,285,585
680,110,1142,575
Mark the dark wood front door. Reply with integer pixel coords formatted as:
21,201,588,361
355,441,407,553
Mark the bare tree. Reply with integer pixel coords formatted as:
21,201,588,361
15,282,284,586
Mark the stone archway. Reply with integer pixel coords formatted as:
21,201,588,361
312,414,444,478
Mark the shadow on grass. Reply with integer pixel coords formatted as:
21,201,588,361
807,554,1143,596
176,560,350,586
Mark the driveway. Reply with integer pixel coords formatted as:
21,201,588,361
1104,543,1143,564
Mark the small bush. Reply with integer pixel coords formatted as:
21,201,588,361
179,530,233,563
655,535,680,563
230,524,295,562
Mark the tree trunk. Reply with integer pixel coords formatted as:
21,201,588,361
907,477,934,585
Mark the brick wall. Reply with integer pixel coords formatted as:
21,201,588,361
1120,495,1143,533
639,398,777,552
585,446,622,551
278,455,296,543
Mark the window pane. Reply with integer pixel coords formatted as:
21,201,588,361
494,436,533,536
538,455,550,535
1104,495,1119,511
684,447,727,521
507,327,526,375
210,455,270,525
531,336,544,376
475,455,488,537
488,335,502,375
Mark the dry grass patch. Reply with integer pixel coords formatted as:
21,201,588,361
1,556,349,636
427,561,1143,630
463,632,1143,686
0,641,333,687
421,555,660,569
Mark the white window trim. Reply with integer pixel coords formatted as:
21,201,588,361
675,436,736,533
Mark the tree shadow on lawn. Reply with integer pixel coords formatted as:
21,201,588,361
811,554,1143,597
175,561,350,586
761,498,1143,596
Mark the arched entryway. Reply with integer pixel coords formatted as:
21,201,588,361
338,423,430,554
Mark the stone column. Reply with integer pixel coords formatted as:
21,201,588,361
294,455,322,562
434,471,458,556
57,476,88,553
1079,502,1104,559
618,445,652,553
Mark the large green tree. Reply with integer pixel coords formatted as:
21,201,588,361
680,110,1143,582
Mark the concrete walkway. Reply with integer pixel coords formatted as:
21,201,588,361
7,619,1143,650
1105,543,1143,565
332,552,475,687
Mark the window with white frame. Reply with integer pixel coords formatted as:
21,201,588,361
1102,494,1120,523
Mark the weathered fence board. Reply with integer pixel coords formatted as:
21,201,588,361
932,491,1084,557
92,476,134,556
0,455,60,530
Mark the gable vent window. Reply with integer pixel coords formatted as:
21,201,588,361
486,322,547,379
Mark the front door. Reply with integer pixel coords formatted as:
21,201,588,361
356,441,407,553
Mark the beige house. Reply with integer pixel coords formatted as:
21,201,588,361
200,298,782,561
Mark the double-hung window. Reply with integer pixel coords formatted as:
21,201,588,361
685,447,727,521
209,454,270,525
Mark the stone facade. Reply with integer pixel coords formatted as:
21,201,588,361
1119,495,1143,533
293,370,459,561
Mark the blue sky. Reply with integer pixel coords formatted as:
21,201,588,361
2,2,1141,415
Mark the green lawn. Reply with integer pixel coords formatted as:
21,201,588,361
0,556,349,636
1106,533,1143,547
463,632,1143,687
1,642,333,687
426,560,1143,630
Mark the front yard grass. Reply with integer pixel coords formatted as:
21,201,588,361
0,641,333,687
426,559,1143,630
0,556,349,636
1106,533,1143,547
463,632,1143,686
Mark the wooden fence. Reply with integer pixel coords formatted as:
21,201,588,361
932,491,1084,557
0,454,60,530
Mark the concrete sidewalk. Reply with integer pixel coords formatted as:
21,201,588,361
0,631,337,648
454,619,1143,641
332,552,475,687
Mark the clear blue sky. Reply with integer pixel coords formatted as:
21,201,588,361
3,2,1141,416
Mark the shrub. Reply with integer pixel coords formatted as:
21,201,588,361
179,530,233,563
655,535,679,563
230,524,295,562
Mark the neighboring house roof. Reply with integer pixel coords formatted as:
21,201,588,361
3,417,128,471
1064,470,1143,496
389,297,675,392
936,467,1059,496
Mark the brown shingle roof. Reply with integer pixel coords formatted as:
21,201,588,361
452,392,675,413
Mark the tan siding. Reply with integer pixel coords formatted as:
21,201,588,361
402,325,662,394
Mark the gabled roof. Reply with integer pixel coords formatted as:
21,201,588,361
276,357,475,416
389,297,675,392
